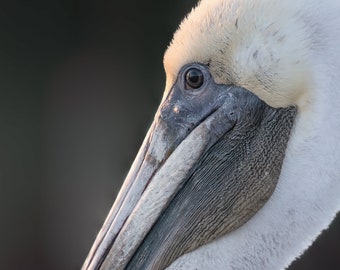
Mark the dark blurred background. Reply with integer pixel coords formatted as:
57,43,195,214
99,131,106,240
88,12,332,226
0,1,339,269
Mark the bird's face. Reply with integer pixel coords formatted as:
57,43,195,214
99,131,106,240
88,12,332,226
83,68,296,270
83,1,315,269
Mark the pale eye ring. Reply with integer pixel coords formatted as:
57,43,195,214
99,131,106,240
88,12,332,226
185,68,204,90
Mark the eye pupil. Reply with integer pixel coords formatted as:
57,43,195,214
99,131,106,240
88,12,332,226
185,68,204,89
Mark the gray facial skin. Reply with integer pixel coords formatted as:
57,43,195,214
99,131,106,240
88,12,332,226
84,63,296,270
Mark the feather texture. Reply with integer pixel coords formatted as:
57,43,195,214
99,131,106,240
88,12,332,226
163,1,340,269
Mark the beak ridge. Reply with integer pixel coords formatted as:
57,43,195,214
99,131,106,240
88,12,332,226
101,101,236,269
83,94,237,270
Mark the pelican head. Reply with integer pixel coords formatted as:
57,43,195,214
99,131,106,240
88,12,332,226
83,0,340,269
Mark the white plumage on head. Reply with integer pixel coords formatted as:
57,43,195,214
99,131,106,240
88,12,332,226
163,1,340,269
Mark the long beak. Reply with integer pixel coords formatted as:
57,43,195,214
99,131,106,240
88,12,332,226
82,97,236,270
82,65,296,270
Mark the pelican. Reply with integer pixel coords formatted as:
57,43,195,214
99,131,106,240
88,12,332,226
82,0,340,269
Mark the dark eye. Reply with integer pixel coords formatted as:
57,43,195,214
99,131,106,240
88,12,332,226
185,68,204,90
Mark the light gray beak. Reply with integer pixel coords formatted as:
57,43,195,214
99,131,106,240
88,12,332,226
82,64,296,270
